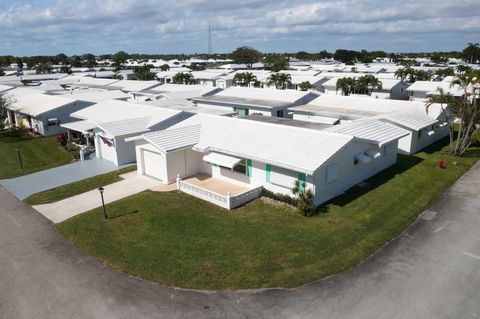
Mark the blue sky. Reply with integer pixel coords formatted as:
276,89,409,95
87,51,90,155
0,0,479,56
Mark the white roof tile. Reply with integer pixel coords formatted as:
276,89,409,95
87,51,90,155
194,116,353,174
324,119,409,146
143,125,201,152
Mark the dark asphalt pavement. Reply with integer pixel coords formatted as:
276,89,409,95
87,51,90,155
1,162,479,318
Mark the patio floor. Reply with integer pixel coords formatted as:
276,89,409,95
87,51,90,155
181,174,249,196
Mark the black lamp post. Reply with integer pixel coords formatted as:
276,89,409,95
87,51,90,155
16,146,23,170
98,187,107,219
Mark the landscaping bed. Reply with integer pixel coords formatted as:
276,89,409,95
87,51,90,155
57,139,479,290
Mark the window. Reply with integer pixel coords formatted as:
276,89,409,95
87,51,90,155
270,165,299,188
232,159,247,174
326,163,338,184
417,130,422,139
234,107,249,117
276,110,284,117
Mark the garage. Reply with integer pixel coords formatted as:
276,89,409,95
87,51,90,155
142,149,164,181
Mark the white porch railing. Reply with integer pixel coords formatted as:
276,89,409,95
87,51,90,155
176,175,263,210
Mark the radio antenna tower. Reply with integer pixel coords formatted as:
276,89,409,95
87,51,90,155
208,19,212,56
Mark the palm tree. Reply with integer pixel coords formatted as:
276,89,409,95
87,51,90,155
233,72,257,87
466,42,479,64
267,73,291,89
160,64,170,71
365,75,382,94
172,72,195,85
336,77,354,96
299,81,314,91
456,65,472,74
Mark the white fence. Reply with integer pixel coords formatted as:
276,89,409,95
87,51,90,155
177,177,263,210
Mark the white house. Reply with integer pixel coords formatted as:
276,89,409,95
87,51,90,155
406,80,465,101
290,95,451,154
5,88,90,136
66,100,191,165
321,77,408,99
192,87,319,117
128,115,408,209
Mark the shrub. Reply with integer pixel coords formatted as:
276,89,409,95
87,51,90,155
262,188,298,206
292,180,316,217
57,133,68,146
66,142,80,159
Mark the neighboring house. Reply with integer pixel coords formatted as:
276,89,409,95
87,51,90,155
116,69,136,80
290,95,451,154
67,100,191,165
128,115,408,209
367,79,409,100
105,80,162,93
406,80,465,101
5,89,90,136
192,87,319,117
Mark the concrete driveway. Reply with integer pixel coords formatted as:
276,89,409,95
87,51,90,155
1,162,479,319
33,172,170,223
0,158,133,200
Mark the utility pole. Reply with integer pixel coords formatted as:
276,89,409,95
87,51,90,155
208,19,212,56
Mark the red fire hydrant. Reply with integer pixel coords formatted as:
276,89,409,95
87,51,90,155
439,160,446,169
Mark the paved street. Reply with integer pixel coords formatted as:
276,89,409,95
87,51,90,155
1,162,479,319
0,158,133,200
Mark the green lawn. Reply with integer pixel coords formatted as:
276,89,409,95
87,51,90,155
0,130,74,179
24,166,137,205
57,139,480,290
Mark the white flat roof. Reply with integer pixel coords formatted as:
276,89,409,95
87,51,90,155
7,92,78,116
61,120,97,133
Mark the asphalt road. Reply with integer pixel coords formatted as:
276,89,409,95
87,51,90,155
1,162,479,319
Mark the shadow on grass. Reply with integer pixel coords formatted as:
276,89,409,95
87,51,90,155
316,154,424,213
107,210,139,220
0,129,36,143
421,136,450,154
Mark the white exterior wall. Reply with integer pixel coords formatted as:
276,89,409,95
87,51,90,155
96,133,118,165
312,140,398,206
209,158,314,198
293,113,339,124
195,102,274,117
165,149,203,183
135,142,167,181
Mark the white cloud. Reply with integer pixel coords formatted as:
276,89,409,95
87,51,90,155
0,0,478,55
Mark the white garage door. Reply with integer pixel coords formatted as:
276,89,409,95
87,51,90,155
142,149,164,181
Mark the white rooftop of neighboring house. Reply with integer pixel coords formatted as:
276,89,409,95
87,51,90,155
216,86,316,102
193,115,353,174
192,87,319,109
97,116,153,137
324,118,409,146
378,108,438,131
0,85,14,93
276,70,322,76
406,80,465,96
106,80,162,92
140,124,202,153
73,77,120,87
70,99,183,127
20,73,70,81
318,72,398,80
291,95,447,121
149,83,214,93
57,88,130,103
6,92,78,116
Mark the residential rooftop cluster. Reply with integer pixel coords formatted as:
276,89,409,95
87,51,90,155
1,53,474,209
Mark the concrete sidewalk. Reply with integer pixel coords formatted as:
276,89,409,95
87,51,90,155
33,172,173,223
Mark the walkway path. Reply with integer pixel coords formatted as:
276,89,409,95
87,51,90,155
33,172,170,223
1,162,479,318
0,158,133,200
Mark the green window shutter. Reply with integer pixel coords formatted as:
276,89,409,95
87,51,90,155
247,159,253,177
298,173,306,192
266,164,271,182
